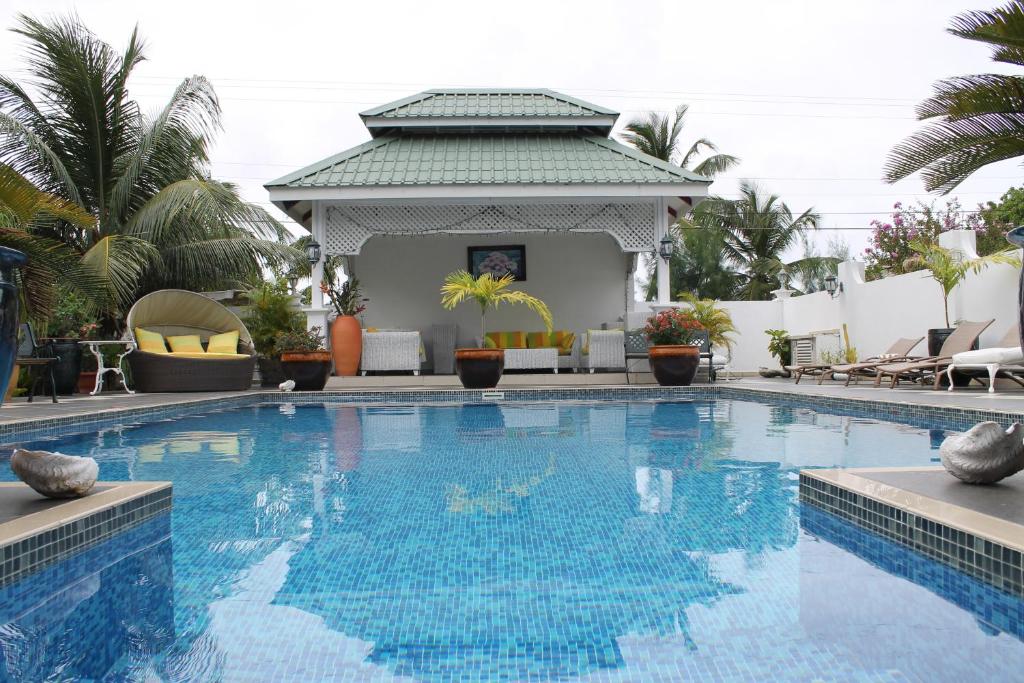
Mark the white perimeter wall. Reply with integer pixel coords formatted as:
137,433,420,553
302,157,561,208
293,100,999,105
634,230,1021,372
353,232,631,363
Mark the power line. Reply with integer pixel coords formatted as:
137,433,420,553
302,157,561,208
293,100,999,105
0,67,920,104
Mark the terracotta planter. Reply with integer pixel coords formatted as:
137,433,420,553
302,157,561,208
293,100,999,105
454,348,504,389
78,370,98,394
330,316,362,376
649,345,701,386
280,351,332,391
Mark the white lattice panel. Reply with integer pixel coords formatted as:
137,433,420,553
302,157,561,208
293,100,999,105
323,202,656,254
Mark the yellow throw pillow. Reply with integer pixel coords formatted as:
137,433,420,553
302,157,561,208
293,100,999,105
135,327,168,354
553,330,576,356
207,330,240,354
167,335,204,353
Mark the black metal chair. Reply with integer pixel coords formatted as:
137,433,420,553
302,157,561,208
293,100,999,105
16,323,58,403
693,330,716,383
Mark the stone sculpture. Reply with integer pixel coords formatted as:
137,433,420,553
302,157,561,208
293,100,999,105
10,449,98,498
939,422,1024,484
279,379,295,392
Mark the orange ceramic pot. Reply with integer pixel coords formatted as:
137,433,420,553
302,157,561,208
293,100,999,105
330,316,362,376
648,345,701,386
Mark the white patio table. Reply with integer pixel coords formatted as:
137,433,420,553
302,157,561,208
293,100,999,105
79,340,136,395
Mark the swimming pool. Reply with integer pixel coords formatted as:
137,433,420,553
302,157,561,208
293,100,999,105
1,398,1022,682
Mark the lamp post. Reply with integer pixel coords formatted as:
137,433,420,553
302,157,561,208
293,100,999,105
658,234,674,262
824,274,843,299
305,239,321,267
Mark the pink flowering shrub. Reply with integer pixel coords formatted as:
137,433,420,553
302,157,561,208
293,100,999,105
644,308,705,346
864,199,981,280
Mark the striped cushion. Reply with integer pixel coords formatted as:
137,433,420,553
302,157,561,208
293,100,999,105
485,331,527,349
527,330,575,356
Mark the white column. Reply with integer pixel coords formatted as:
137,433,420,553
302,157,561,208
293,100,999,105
306,201,331,337
655,197,670,305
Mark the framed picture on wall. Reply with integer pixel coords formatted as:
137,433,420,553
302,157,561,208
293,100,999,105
467,245,527,281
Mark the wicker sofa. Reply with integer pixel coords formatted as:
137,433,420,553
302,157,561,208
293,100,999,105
125,289,257,392
483,331,580,372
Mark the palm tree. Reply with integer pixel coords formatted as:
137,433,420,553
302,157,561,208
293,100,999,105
693,182,823,300
885,1,1024,193
440,271,552,341
0,14,298,329
0,163,105,319
619,104,739,177
643,226,741,301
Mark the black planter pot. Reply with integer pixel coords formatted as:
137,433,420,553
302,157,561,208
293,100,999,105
257,356,286,387
280,352,332,391
0,247,26,408
41,339,83,395
648,345,700,386
454,349,504,389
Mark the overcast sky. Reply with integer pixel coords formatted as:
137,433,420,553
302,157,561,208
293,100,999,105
0,0,1018,261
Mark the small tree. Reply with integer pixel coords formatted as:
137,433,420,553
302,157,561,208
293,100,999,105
440,271,552,342
911,241,1020,327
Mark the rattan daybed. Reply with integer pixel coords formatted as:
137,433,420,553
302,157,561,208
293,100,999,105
125,289,256,392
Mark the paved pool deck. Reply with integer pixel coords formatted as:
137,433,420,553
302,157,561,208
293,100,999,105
3,376,1024,425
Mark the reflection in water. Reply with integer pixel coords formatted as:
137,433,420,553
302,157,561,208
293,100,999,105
0,515,173,681
0,400,1016,681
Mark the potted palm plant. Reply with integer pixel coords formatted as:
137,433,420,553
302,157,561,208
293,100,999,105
243,281,305,387
679,292,736,354
277,327,332,391
440,271,552,389
322,273,367,377
912,241,1020,355
644,308,705,386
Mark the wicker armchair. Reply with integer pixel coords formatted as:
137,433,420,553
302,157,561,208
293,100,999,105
360,330,422,375
125,290,256,392
582,330,626,372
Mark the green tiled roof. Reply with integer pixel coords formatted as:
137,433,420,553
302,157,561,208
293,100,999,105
360,89,617,120
267,134,709,188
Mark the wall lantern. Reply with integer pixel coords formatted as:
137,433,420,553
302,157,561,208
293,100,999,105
305,239,321,266
658,235,674,261
824,274,844,299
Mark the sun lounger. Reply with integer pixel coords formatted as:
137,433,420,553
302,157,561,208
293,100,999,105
818,337,924,386
945,324,1023,393
871,320,994,389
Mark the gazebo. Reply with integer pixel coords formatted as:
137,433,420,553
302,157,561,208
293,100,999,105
266,89,711,358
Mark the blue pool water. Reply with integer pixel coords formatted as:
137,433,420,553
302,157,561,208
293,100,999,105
1,399,1023,682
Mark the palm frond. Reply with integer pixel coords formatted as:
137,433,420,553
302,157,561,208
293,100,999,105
81,234,157,308
948,1,1024,66
691,153,741,178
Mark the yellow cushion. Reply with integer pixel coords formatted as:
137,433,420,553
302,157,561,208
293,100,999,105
485,331,527,349
135,328,168,354
167,335,204,353
168,352,250,360
482,336,498,349
207,330,239,354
